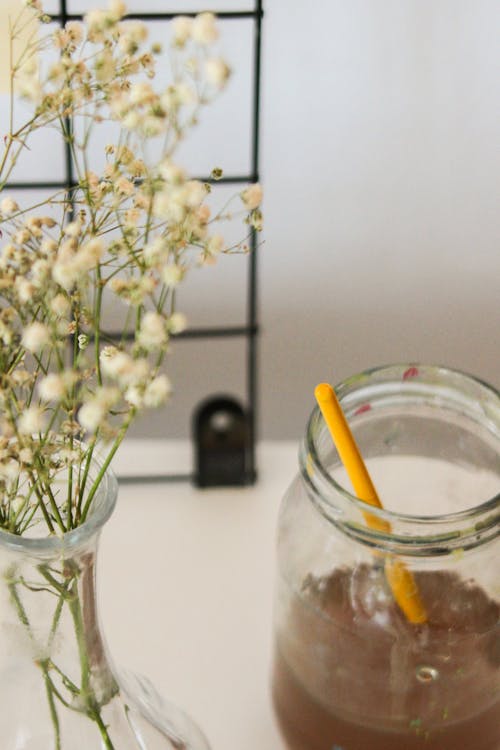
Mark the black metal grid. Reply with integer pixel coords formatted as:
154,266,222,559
6,1,263,485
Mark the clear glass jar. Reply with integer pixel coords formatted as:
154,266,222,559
0,454,210,750
272,364,500,750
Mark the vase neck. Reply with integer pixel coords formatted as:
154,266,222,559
0,531,118,718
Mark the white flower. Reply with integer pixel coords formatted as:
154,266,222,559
143,237,167,267
31,259,50,286
1,198,20,215
143,374,171,407
78,401,105,432
50,294,71,317
52,260,80,291
185,180,208,208
65,21,84,45
118,21,148,54
77,237,105,271
16,279,36,304
64,221,82,237
114,176,135,197
205,58,231,88
161,265,183,287
78,334,88,350
22,323,50,353
159,161,186,184
100,347,141,386
38,374,65,401
124,385,142,408
138,311,167,350
38,371,76,401
16,58,41,102
19,448,33,464
168,313,187,334
192,13,219,45
207,234,225,256
109,0,127,19
241,183,263,210
0,459,19,482
18,407,45,435
171,16,192,46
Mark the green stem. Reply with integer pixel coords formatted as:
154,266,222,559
43,672,62,750
93,711,116,750
67,579,91,701
80,413,135,523
7,581,63,746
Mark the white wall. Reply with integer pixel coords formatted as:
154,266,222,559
1,0,498,441
259,0,500,437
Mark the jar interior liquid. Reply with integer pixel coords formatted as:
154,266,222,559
273,453,500,750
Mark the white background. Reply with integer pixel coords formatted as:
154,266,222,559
1,0,499,439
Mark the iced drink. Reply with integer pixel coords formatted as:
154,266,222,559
273,565,500,750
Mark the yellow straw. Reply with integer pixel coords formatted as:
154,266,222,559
314,382,427,625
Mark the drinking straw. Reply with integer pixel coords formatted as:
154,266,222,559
314,382,427,625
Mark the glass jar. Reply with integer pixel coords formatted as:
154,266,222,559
0,453,210,750
272,364,500,750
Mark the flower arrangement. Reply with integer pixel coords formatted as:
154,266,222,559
0,0,263,537
0,3,262,747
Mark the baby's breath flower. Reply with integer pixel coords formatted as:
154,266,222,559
138,311,167,350
171,16,192,47
22,322,50,353
38,373,65,401
78,400,106,432
118,20,148,54
16,279,36,304
241,183,263,210
124,385,142,408
192,13,219,45
168,312,187,335
161,264,183,287
40,238,58,257
185,180,208,208
18,407,45,435
143,236,167,267
0,4,263,539
78,387,120,432
143,374,171,407
50,293,71,318
109,0,127,19
72,237,105,275
159,161,186,184
64,221,82,238
100,347,136,384
0,459,19,482
206,234,225,256
66,21,84,45
16,58,42,103
115,176,135,197
205,58,231,88
19,448,33,465
1,198,20,215
78,333,89,350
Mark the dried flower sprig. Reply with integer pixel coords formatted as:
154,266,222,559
0,1,263,536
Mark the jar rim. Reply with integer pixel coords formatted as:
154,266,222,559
0,446,118,556
301,364,500,552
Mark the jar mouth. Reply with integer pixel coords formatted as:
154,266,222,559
0,447,118,556
301,364,500,553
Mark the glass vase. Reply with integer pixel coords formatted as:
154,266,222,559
0,458,210,750
272,364,500,750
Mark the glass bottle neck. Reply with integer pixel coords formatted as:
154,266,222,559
300,364,500,557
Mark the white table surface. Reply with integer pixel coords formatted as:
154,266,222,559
100,439,297,750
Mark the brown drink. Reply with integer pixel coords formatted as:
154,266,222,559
273,566,500,750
